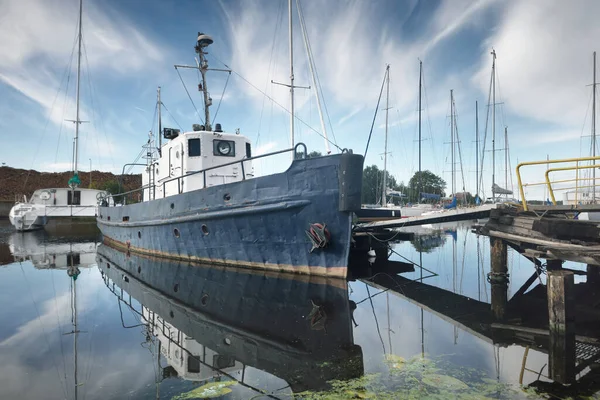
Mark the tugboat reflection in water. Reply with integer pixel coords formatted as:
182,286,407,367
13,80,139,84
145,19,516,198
97,244,363,396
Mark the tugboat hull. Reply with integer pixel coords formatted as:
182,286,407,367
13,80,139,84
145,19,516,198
97,153,363,278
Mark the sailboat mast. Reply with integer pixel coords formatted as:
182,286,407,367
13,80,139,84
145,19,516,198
73,277,79,400
157,87,162,155
475,101,479,201
418,60,422,200
504,126,508,196
450,89,455,197
593,51,597,202
73,0,83,177
288,0,295,149
491,50,497,198
295,0,330,153
382,65,390,207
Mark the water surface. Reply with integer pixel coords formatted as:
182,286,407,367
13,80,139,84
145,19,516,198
0,219,598,399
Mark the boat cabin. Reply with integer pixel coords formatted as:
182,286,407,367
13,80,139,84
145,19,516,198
28,187,101,206
143,124,255,200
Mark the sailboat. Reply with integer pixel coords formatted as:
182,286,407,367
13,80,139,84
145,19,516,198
572,51,600,220
97,3,364,278
402,60,439,217
355,65,404,223
8,0,109,232
480,50,517,204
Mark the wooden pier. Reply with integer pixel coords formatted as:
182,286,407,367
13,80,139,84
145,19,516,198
479,204,600,265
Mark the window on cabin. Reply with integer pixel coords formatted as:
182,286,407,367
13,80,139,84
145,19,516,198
187,356,200,373
67,253,81,266
213,140,235,157
246,142,251,158
188,138,201,157
67,190,81,205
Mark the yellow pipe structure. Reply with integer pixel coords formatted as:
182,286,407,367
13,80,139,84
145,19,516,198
516,156,600,211
545,164,600,205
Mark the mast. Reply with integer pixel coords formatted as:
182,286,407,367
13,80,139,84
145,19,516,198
157,87,162,155
296,0,330,153
593,51,597,202
475,101,479,202
73,276,79,400
73,0,83,182
450,89,455,197
67,259,81,400
195,33,213,131
418,60,422,201
289,0,295,148
382,65,390,207
491,49,497,198
504,126,508,196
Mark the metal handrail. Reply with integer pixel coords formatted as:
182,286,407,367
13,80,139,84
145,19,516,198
516,156,600,211
108,143,308,203
545,164,600,205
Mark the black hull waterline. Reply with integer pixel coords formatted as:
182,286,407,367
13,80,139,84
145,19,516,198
96,244,363,392
97,153,363,278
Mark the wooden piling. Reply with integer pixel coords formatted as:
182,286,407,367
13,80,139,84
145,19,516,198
587,264,600,285
547,270,575,385
547,259,562,271
490,237,508,320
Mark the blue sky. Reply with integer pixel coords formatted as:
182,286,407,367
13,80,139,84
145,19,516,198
1,0,599,200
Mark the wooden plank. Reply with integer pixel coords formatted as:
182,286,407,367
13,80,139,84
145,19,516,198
487,230,600,251
354,204,497,232
533,218,600,241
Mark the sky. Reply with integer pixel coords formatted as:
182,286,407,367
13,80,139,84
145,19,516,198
1,0,599,200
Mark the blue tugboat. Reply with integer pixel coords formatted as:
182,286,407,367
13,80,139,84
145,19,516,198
97,33,363,278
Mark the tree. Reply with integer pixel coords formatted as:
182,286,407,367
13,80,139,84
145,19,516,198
408,170,446,202
361,165,406,205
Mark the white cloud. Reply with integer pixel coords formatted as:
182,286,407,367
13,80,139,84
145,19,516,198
474,0,600,128
0,0,167,132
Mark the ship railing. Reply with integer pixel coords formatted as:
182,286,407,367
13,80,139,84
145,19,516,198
106,143,308,205
516,156,600,211
159,142,307,195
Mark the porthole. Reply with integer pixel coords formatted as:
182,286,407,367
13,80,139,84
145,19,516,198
175,151,180,159
169,311,174,318
201,224,209,235
223,193,231,201
106,263,110,269
137,231,141,239
224,338,231,346
174,228,180,238
137,266,141,274
174,283,179,292
170,203,174,209
201,293,209,306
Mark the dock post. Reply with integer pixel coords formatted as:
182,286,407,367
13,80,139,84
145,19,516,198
490,237,508,320
587,264,600,285
546,259,562,271
547,270,575,385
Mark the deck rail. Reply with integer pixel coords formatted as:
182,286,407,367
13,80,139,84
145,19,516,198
516,156,600,211
103,143,309,205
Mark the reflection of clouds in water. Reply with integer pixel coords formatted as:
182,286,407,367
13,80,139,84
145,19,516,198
0,264,159,400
